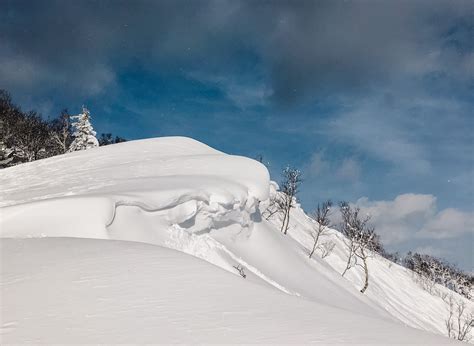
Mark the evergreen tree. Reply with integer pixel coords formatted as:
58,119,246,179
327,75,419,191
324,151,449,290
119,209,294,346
69,106,99,152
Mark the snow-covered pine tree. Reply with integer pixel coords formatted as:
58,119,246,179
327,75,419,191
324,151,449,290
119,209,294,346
68,106,99,152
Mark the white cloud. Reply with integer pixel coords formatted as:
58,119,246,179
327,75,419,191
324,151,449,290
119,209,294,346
418,208,474,239
353,193,473,245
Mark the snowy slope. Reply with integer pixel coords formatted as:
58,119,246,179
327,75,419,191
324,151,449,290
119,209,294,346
1,238,454,344
0,136,467,343
276,201,474,338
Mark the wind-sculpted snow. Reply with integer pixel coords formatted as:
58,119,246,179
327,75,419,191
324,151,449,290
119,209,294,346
0,138,280,288
0,137,269,207
0,137,265,247
0,137,468,343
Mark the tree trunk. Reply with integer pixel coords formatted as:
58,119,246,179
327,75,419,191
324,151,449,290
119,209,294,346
360,250,369,293
309,232,320,258
342,255,351,277
280,209,287,233
283,211,290,234
342,247,354,277
280,199,290,234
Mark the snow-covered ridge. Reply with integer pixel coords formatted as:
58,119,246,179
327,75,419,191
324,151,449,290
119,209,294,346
1,137,273,283
0,136,269,206
1,136,267,237
0,136,468,343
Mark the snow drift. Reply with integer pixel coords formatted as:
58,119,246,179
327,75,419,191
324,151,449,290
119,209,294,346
0,136,469,343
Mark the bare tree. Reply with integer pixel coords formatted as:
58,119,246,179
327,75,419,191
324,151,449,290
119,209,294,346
49,109,72,155
356,225,378,294
0,90,23,167
279,166,302,235
309,200,332,258
262,193,283,220
13,111,51,162
0,90,54,165
446,295,474,342
340,202,360,277
339,201,380,293
0,119,13,166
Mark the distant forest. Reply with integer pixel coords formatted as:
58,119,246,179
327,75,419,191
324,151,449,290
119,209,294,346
0,89,125,167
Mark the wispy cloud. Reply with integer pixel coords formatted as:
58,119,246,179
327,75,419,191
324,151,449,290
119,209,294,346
307,151,330,177
336,158,361,182
328,95,431,174
306,150,361,182
186,71,273,110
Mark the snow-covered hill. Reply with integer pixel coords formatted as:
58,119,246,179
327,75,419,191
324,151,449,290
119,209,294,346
0,137,470,343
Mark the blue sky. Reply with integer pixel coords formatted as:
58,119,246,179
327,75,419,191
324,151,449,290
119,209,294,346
1,0,473,269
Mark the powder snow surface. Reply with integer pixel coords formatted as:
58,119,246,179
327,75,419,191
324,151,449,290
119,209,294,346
0,136,468,343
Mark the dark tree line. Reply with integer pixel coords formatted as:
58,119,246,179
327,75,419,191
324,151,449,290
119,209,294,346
99,133,127,146
403,251,473,300
0,90,126,168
